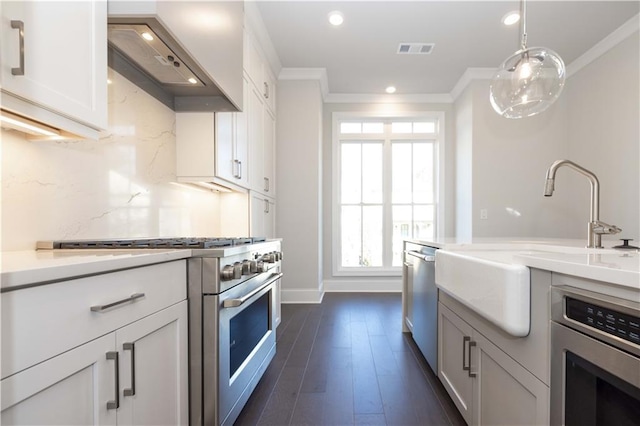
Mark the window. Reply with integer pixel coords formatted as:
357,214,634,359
333,113,444,275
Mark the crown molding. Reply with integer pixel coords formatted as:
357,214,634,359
272,14,638,105
278,68,329,100
567,13,639,78
450,68,495,102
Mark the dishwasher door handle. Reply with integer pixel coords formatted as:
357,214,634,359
406,250,435,262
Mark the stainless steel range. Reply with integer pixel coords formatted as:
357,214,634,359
37,237,282,426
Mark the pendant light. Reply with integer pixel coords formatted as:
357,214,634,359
490,0,566,119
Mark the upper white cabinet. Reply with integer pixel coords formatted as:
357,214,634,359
176,75,249,190
250,192,276,239
0,0,107,139
108,0,244,110
244,29,276,116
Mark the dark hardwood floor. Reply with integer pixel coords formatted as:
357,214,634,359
235,292,466,426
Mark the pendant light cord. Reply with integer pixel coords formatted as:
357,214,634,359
520,0,528,51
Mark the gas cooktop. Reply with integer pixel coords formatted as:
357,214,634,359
37,237,266,250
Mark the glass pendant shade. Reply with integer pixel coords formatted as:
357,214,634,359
490,47,566,118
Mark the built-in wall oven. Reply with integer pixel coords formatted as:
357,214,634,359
550,286,640,425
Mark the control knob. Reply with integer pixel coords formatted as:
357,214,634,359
221,262,242,281
256,261,271,273
242,259,258,274
262,252,277,263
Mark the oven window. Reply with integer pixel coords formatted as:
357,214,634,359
229,292,270,378
565,351,640,426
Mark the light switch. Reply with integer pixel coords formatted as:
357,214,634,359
480,209,488,220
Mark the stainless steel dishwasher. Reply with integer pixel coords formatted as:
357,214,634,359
406,242,438,372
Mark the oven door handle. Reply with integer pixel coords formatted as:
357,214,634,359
223,272,283,308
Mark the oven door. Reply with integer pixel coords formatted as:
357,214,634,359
550,321,640,425
203,271,281,426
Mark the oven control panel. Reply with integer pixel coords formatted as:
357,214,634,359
566,297,640,346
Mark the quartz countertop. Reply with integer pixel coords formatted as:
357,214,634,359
1,249,192,291
407,237,640,293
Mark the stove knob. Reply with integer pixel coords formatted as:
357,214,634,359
263,252,276,263
256,261,270,273
275,252,282,261
221,265,236,281
242,259,258,274
233,262,243,278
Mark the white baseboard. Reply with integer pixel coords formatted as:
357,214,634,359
323,278,402,293
281,288,325,304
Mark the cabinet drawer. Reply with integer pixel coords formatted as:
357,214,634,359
1,260,186,379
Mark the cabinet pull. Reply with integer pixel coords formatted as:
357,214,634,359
10,20,25,76
233,159,240,179
264,177,269,192
467,341,477,378
264,199,269,214
264,82,269,99
238,160,242,179
462,336,470,372
106,351,119,410
123,342,136,396
90,293,145,312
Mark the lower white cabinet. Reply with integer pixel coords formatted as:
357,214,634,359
1,261,188,425
438,302,549,425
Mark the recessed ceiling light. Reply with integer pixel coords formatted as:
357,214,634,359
502,11,520,26
328,11,344,26
385,86,396,94
141,32,154,41
188,77,198,85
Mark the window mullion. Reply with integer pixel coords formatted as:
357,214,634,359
382,124,393,268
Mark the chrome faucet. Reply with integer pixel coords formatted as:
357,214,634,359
543,159,621,248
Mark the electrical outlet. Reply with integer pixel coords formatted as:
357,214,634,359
480,209,488,220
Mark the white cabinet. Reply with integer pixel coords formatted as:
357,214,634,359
176,78,250,190
250,193,275,239
1,334,116,425
0,0,107,139
1,261,188,425
438,303,549,425
244,29,276,116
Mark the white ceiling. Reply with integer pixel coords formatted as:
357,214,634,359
255,1,640,95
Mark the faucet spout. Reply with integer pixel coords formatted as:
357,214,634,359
543,159,606,248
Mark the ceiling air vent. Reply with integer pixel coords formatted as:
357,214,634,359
397,43,435,55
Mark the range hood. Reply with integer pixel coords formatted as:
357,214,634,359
107,18,240,112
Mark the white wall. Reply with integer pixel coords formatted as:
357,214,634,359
1,69,221,251
452,30,639,243
563,32,640,242
276,80,324,303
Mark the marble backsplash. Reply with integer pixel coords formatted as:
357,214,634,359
1,69,224,252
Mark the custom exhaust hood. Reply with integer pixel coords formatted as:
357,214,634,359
107,17,240,112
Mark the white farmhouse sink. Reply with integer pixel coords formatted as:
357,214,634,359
435,249,533,337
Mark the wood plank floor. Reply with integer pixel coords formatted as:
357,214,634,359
235,292,466,426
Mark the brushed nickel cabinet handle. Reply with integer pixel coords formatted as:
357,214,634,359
90,293,145,312
123,342,136,396
223,272,283,308
11,20,25,76
468,340,477,378
106,351,119,410
462,336,470,372
238,160,242,179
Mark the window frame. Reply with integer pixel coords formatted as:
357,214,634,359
331,111,446,277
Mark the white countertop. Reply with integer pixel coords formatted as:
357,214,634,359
1,249,192,290
408,237,640,291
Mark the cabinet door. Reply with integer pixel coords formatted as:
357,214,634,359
263,108,276,196
248,86,265,192
473,332,549,426
234,75,250,188
215,111,236,182
265,198,276,238
250,193,266,238
438,303,474,425
116,301,188,426
1,334,117,426
0,1,107,130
